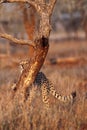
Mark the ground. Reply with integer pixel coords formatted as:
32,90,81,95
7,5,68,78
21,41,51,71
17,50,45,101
0,39,87,130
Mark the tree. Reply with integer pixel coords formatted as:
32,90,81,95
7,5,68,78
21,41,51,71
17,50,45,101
0,0,57,104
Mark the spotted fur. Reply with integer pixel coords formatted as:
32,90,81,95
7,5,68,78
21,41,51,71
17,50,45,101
12,60,76,108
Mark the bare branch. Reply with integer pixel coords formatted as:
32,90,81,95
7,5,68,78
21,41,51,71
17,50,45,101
0,0,38,9
0,0,27,3
0,33,35,47
48,0,57,15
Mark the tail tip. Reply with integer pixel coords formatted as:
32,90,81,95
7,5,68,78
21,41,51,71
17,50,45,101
71,91,76,99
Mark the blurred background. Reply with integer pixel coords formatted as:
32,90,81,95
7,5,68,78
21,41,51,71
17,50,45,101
0,0,87,56
0,1,87,129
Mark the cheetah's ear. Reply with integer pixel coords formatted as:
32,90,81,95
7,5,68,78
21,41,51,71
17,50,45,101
11,83,17,91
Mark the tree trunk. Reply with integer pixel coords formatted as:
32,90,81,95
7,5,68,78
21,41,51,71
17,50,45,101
14,36,49,102
12,6,51,102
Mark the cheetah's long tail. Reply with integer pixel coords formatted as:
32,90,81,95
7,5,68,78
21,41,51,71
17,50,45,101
49,82,76,103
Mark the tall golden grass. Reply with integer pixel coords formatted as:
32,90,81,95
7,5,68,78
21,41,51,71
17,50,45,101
0,67,87,130
0,40,87,129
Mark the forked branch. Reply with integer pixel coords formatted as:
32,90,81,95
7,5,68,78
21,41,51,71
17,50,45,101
0,33,34,47
0,0,56,15
48,0,57,14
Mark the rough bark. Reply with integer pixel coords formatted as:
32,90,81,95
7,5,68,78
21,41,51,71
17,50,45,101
14,37,49,102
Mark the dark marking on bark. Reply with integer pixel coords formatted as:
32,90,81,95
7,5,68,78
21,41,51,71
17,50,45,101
71,91,76,98
41,36,49,47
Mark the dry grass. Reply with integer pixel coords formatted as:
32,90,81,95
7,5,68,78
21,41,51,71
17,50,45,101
0,40,87,130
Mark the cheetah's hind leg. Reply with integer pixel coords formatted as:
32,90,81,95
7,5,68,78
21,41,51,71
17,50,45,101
41,81,50,109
